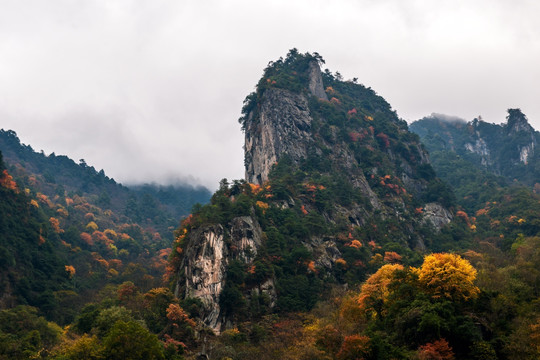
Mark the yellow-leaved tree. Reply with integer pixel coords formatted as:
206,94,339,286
415,253,479,302
357,263,404,318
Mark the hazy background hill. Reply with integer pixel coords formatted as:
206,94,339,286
409,110,539,187
0,129,211,235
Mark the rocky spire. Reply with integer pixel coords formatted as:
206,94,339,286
506,108,534,134
308,61,328,101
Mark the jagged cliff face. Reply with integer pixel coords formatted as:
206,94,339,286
505,109,537,165
244,88,313,185
410,109,539,185
177,216,275,333
175,51,454,334
244,61,327,184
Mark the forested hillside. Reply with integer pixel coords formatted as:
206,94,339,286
0,131,210,359
1,51,540,359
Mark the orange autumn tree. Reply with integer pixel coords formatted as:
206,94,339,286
336,334,371,360
0,169,18,192
415,253,479,302
357,263,404,318
418,338,455,360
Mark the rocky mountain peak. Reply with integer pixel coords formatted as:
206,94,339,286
505,108,534,134
176,50,454,334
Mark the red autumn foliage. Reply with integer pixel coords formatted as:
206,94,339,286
418,339,455,360
384,251,402,263
336,334,371,360
91,252,109,268
80,232,93,246
349,131,363,142
346,240,363,249
376,132,390,148
0,169,18,192
307,260,317,273
455,210,470,225
118,281,138,301
166,303,196,328
162,334,187,352
65,265,76,277
368,240,380,249
330,97,341,105
180,214,193,228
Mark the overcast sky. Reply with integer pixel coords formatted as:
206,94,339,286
1,0,539,190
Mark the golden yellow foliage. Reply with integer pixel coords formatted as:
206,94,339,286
416,253,479,302
347,240,363,249
358,264,404,316
86,221,98,232
104,229,118,239
255,201,269,212
249,183,262,194
56,207,68,217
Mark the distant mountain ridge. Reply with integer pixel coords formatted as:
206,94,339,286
0,129,211,230
409,109,539,187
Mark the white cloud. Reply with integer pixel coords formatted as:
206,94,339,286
1,0,539,189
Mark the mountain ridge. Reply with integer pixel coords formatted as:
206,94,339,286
409,109,539,187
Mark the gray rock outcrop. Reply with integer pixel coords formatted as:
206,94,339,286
422,202,453,231
244,88,313,184
308,61,328,100
178,216,270,334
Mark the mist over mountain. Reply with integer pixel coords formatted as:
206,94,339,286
0,129,211,224
1,50,540,359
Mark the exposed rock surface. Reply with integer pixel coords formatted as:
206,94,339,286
465,137,491,166
308,61,328,101
422,202,453,230
178,216,268,333
244,88,312,184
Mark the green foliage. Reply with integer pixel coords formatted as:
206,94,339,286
101,320,165,360
94,306,135,337
0,156,71,321
0,306,62,359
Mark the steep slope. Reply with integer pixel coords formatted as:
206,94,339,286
0,152,71,314
171,50,455,333
409,110,539,187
